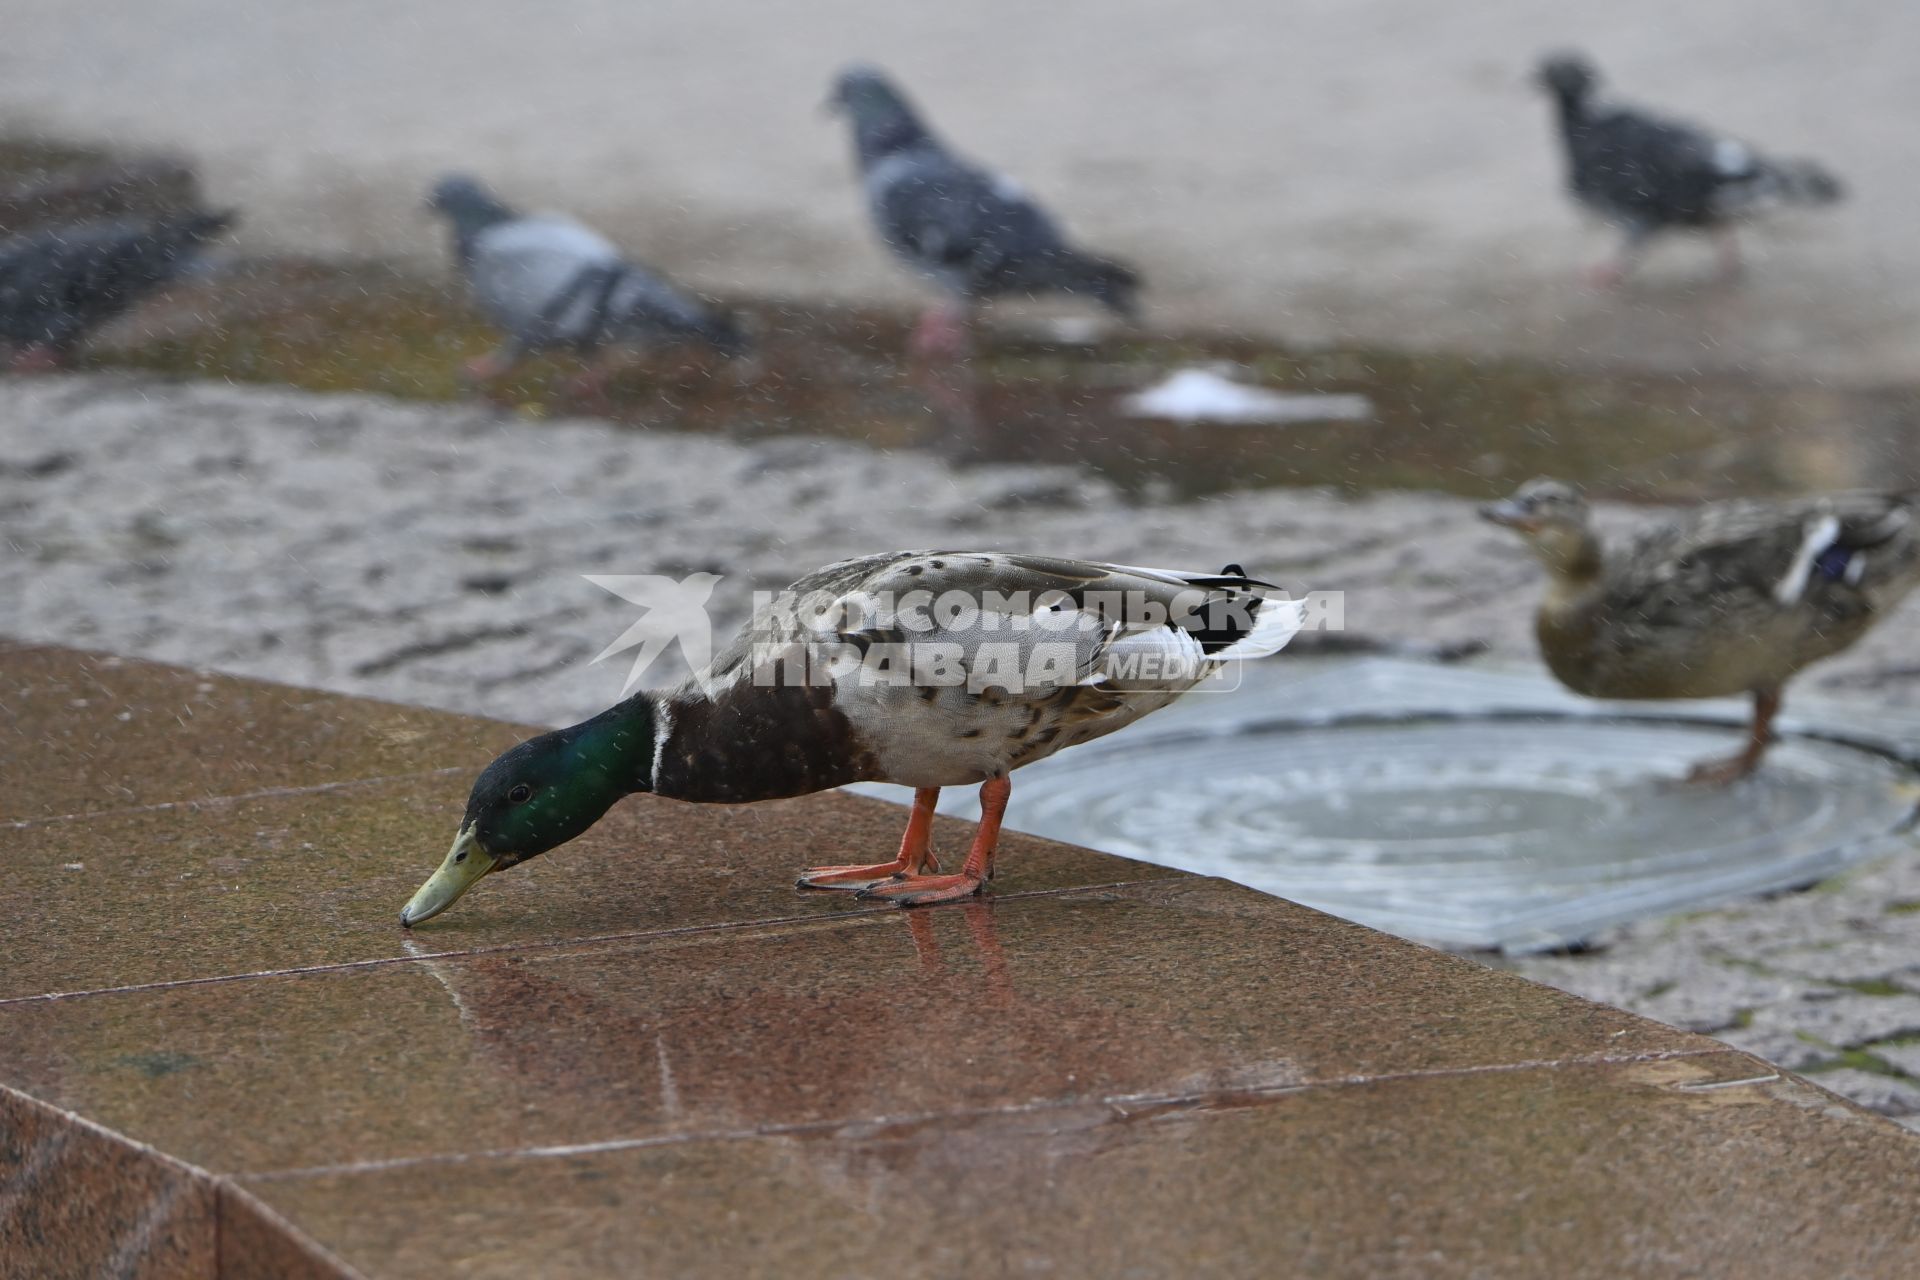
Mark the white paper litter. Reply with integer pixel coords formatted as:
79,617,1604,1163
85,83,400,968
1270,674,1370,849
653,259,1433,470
1121,367,1373,426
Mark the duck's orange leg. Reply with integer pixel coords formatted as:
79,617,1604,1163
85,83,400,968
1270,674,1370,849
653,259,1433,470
857,776,1009,907
1685,686,1780,786
797,787,941,890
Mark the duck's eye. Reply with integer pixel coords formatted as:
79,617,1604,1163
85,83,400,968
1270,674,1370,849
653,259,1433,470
507,784,533,804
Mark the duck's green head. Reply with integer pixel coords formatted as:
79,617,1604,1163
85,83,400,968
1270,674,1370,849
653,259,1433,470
400,711,650,927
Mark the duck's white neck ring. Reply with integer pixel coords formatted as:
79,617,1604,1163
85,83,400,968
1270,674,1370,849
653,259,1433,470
649,699,675,792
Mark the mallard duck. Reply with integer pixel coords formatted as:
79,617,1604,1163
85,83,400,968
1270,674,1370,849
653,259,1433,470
1482,478,1920,783
401,551,1303,924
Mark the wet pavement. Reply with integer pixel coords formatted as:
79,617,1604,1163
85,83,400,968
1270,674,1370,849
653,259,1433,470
7,374,1920,1129
63,255,1920,504
8,21,1920,1265
8,643,1920,1277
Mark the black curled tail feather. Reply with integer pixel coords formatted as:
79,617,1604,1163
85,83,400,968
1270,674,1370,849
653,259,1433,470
1183,563,1279,592
1176,562,1288,655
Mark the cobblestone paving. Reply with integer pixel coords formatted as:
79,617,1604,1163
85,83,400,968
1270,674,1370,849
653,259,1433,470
6,374,1920,1124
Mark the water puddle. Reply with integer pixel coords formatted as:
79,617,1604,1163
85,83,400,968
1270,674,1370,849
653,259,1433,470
66,254,1920,504
898,660,1920,953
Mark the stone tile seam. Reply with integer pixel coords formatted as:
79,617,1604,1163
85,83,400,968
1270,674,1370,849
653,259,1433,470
0,878,1173,1008
218,1181,372,1280
238,1044,1739,1185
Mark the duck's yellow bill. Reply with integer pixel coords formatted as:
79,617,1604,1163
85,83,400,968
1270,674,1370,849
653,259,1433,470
399,824,497,927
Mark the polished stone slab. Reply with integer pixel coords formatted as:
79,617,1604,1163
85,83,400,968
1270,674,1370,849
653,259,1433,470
0,1086,216,1280
0,879,1707,1176
0,768,1168,1003
216,1185,359,1280
234,1052,1920,1280
5,644,1920,1279
2,644,526,824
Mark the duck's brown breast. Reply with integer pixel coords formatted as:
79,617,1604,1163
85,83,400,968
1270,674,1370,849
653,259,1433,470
1535,595,1877,701
652,681,878,804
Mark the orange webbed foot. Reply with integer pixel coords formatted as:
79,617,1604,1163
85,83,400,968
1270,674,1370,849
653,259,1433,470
799,786,943,892
1683,754,1760,787
797,851,940,892
853,778,1008,907
855,872,987,908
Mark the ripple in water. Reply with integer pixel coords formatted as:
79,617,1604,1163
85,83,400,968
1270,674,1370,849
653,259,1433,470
1012,716,1918,951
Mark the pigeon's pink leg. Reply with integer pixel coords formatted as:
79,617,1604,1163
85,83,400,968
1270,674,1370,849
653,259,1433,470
1713,227,1746,283
462,353,512,384
908,301,973,363
1587,227,1650,290
459,349,525,407
906,302,981,435
7,345,64,374
565,358,620,415
1585,261,1626,290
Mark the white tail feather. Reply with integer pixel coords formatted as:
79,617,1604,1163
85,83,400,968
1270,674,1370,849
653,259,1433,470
1213,594,1309,660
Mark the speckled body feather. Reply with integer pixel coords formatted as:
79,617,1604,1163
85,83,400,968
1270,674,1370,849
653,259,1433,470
653,550,1300,797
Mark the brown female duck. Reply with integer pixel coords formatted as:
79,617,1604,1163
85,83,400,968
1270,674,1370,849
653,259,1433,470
1482,478,1920,783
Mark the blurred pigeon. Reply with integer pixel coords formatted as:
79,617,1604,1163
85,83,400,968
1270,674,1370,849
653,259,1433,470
827,65,1140,362
427,175,747,399
0,210,234,370
1537,53,1843,286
